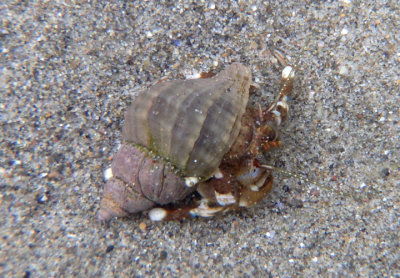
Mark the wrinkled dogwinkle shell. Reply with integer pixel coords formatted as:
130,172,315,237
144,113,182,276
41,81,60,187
98,63,252,221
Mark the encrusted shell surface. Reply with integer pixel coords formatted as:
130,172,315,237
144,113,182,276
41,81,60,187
123,63,252,179
98,145,194,221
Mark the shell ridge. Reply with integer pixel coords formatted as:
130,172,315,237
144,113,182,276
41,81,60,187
170,78,232,172
124,63,250,179
123,84,164,145
147,80,198,159
186,81,246,177
137,151,160,204
170,85,214,169
156,163,167,200
145,82,178,149
185,64,251,177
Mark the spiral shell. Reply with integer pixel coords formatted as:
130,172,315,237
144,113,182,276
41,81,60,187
98,145,194,221
98,63,252,221
123,63,251,179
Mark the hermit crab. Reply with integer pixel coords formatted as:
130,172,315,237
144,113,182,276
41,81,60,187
98,59,296,221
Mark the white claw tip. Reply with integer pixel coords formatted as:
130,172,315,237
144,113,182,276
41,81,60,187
104,167,113,180
250,185,260,192
215,191,236,206
184,176,199,187
149,208,167,221
282,66,294,79
186,72,201,79
272,110,282,126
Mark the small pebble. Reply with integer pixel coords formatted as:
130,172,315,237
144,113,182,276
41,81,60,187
341,28,349,35
139,222,147,232
145,31,153,38
36,194,48,204
106,245,114,253
338,65,349,76
159,250,168,260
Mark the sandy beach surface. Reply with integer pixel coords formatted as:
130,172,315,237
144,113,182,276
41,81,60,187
1,1,399,277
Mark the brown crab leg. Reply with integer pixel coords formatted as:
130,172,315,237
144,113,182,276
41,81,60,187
265,65,295,124
148,169,239,221
255,65,296,154
148,166,274,221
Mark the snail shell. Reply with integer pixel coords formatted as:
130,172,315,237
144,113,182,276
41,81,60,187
123,63,251,179
98,63,252,221
98,145,194,221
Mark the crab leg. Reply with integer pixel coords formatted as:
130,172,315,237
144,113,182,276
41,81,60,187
256,65,296,153
148,166,273,221
265,65,295,125
148,63,295,222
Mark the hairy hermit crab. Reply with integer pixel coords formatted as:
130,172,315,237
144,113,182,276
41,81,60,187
98,59,295,221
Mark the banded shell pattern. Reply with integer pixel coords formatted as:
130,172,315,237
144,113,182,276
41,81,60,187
123,63,252,179
98,63,252,221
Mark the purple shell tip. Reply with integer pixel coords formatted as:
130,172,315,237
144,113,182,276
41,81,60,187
97,208,112,222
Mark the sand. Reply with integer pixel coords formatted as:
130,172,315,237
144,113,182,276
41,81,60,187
1,1,399,277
